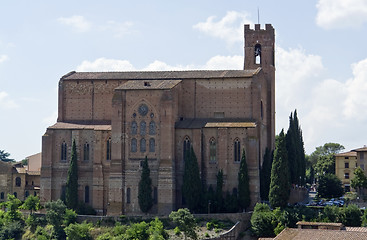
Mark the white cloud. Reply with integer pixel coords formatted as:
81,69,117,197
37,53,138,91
58,15,91,32
0,55,8,63
316,0,367,29
0,91,18,109
343,58,367,120
193,11,253,45
76,58,135,71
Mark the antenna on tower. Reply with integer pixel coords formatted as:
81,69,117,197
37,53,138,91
257,7,260,24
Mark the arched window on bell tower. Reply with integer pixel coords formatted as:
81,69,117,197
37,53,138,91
255,44,261,65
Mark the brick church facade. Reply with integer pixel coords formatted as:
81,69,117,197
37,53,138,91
40,24,275,215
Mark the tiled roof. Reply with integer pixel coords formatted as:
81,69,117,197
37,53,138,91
335,151,357,157
352,146,367,152
116,79,182,90
61,69,260,81
48,122,111,131
296,221,343,227
345,227,367,232
275,228,367,240
175,118,256,129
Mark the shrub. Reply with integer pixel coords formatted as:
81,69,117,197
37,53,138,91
63,208,77,226
250,203,276,237
0,221,24,240
342,204,362,227
64,222,93,240
174,226,181,235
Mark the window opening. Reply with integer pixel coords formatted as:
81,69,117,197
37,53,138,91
106,137,112,160
209,138,216,163
140,138,146,152
15,177,21,187
140,121,146,136
183,137,191,161
84,142,90,161
131,121,137,135
255,44,261,64
61,141,67,161
131,138,137,152
149,138,155,152
127,188,131,204
149,121,156,135
234,139,241,162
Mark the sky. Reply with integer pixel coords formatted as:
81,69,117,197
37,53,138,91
1,0,367,161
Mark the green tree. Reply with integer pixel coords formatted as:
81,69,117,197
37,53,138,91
64,222,93,240
351,167,367,196
286,110,306,186
0,150,14,162
342,204,362,227
216,169,224,212
66,139,78,210
250,203,276,238
3,194,22,222
45,199,67,239
238,149,250,211
269,130,290,208
310,143,344,176
21,195,40,214
182,147,202,212
260,148,273,201
317,173,344,198
169,208,198,240
138,156,153,213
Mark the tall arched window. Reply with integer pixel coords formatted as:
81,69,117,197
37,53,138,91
61,141,67,161
131,138,137,152
234,139,241,162
209,138,216,163
85,186,90,203
255,44,261,64
15,177,21,187
140,138,146,152
13,192,17,198
0,192,4,199
106,137,112,160
127,187,131,204
140,121,146,136
131,121,137,135
149,138,155,152
25,191,29,198
149,121,156,135
83,142,90,161
183,137,191,161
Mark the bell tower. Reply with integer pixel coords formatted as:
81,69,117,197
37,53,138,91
244,24,275,150
244,24,275,70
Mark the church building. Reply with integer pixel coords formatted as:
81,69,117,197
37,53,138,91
40,24,275,215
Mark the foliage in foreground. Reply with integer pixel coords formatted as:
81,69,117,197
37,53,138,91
250,202,364,238
169,208,198,240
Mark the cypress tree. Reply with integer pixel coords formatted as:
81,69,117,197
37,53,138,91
286,112,297,185
260,148,273,201
294,110,306,186
216,169,224,212
182,146,202,212
66,139,78,210
238,149,250,211
269,130,290,208
138,156,153,213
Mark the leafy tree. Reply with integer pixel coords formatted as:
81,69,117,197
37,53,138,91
0,150,14,162
182,147,202,212
169,208,198,240
260,148,273,201
21,195,40,214
351,167,367,196
148,218,168,240
362,207,367,227
310,143,344,176
317,173,344,198
216,169,224,212
63,208,77,226
269,130,290,208
343,204,362,227
64,221,93,240
45,199,67,239
0,221,24,240
250,203,276,238
66,139,78,210
3,194,22,222
138,156,153,213
238,149,250,211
